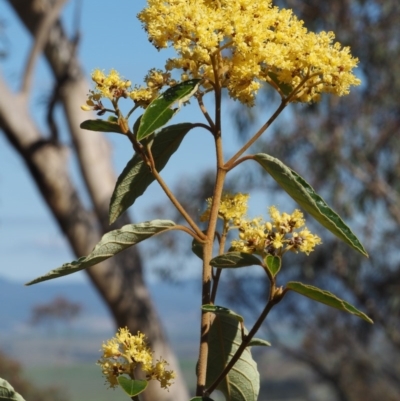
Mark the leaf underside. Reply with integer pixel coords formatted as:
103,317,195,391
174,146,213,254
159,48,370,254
286,281,373,324
26,220,175,285
206,314,260,401
109,123,194,224
0,378,26,401
247,338,272,347
202,305,244,323
254,153,368,257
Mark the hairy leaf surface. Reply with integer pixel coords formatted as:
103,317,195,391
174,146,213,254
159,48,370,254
202,305,244,323
254,153,368,256
206,314,260,401
286,281,373,324
0,378,26,401
109,123,194,224
247,338,271,347
26,220,175,285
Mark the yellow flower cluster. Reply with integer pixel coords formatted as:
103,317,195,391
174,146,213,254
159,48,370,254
82,69,175,112
81,69,131,112
138,0,360,105
200,193,249,222
231,206,321,256
130,69,176,107
98,328,175,390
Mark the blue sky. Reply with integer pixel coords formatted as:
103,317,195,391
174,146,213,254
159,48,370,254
1,0,268,284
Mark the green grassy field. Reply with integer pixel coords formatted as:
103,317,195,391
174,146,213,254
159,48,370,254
26,360,198,401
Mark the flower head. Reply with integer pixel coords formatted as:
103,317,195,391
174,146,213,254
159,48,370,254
129,69,175,107
138,0,361,105
200,193,249,223
81,69,132,113
82,68,176,113
98,328,175,390
230,205,321,257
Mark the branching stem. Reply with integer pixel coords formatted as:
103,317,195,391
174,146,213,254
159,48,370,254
151,166,206,240
225,100,287,169
170,225,205,243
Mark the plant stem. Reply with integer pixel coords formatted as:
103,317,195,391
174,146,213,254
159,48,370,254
197,95,216,130
196,161,226,395
224,101,287,169
170,225,205,242
210,221,229,302
196,63,226,395
151,167,206,240
226,154,255,172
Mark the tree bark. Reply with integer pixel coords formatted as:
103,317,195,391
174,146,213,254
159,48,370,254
2,2,189,400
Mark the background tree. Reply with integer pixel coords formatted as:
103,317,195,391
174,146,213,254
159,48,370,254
0,1,188,400
30,296,81,330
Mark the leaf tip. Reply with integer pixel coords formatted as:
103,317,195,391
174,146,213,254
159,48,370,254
365,316,374,324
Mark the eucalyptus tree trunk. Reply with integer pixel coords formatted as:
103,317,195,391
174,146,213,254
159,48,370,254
1,1,189,400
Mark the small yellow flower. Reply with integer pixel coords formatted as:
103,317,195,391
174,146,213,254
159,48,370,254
200,193,249,222
146,359,176,389
81,69,133,113
98,328,175,390
229,203,321,257
269,206,305,233
272,233,285,249
289,228,322,255
130,69,173,107
138,0,361,106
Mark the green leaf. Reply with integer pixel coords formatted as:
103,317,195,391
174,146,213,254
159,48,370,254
0,378,26,401
206,314,259,401
26,220,175,285
265,255,281,277
137,79,201,141
286,281,374,324
267,72,293,97
254,153,368,257
109,123,194,224
108,116,118,123
190,397,214,401
117,377,148,397
192,237,204,260
210,252,262,268
133,115,142,135
80,119,124,134
202,305,244,323
247,338,271,347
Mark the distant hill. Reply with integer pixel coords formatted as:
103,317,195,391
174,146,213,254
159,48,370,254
0,275,201,360
0,276,109,330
